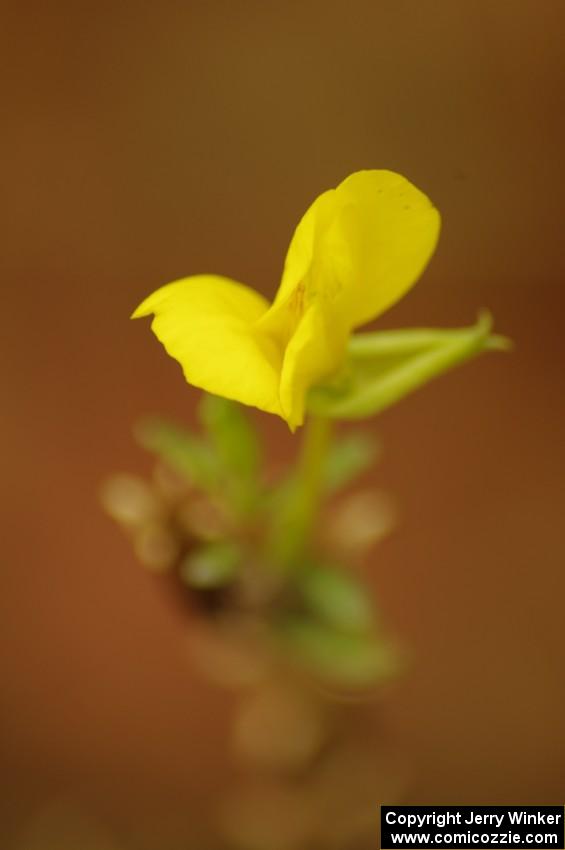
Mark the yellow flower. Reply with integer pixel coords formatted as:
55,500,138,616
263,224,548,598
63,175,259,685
132,170,440,430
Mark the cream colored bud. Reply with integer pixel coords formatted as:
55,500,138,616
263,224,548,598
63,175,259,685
232,681,330,772
132,521,180,572
100,474,161,528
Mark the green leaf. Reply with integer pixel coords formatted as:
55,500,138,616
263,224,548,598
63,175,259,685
274,616,397,687
179,541,240,589
198,395,261,512
308,312,510,421
297,564,374,632
134,417,221,493
199,394,260,479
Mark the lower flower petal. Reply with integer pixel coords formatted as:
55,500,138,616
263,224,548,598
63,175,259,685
132,275,284,417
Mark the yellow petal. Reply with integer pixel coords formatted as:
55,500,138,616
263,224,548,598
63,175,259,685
257,189,350,426
132,275,284,417
278,303,349,430
273,188,338,309
274,170,440,331
329,170,441,327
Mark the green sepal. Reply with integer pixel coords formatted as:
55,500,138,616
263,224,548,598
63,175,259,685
307,312,510,420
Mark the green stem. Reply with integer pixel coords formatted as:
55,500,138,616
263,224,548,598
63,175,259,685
285,415,333,564
298,416,332,546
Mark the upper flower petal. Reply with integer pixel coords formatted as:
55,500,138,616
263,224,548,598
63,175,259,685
274,170,440,332
326,170,441,327
132,275,284,416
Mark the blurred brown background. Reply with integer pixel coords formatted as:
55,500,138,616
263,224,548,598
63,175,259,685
1,0,564,847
